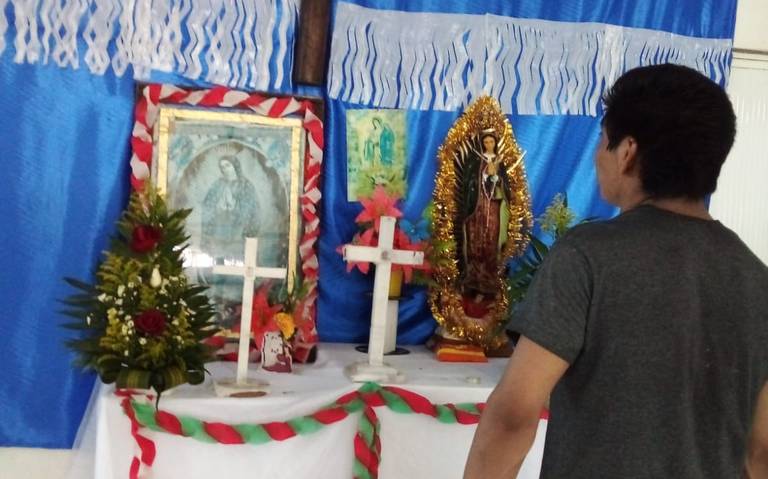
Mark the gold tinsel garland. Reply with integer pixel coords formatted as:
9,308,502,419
429,96,532,349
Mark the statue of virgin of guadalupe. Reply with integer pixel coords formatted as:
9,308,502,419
430,96,532,356
459,130,510,298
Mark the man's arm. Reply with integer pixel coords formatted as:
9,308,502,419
463,336,569,479
746,381,768,478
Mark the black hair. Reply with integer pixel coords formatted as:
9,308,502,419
601,64,736,199
480,132,498,153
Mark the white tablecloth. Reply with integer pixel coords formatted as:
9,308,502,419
81,343,546,479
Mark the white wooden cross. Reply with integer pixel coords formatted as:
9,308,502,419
211,237,287,397
342,216,424,383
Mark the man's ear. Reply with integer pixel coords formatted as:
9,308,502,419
617,136,639,175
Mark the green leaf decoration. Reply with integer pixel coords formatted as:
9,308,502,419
116,368,152,389
61,185,220,401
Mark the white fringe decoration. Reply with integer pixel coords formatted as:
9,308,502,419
0,0,6,55
1,0,299,89
328,3,733,116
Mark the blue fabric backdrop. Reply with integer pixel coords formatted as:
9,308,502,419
0,0,736,448
316,0,737,344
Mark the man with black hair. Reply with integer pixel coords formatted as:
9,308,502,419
464,64,768,478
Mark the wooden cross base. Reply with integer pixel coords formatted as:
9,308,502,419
344,362,405,384
214,377,270,398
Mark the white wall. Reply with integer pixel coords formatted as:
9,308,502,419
710,60,768,264
734,0,768,51
709,0,768,265
0,448,72,479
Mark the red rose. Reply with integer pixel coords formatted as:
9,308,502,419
130,225,162,253
135,309,167,336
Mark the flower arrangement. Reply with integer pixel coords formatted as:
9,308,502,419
342,186,432,285
208,277,315,365
245,279,313,347
63,187,218,397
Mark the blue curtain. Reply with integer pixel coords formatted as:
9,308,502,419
0,9,301,448
0,61,134,447
0,0,736,448
316,0,737,344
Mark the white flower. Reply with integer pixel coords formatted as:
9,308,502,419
127,282,135,288
121,325,128,334
138,338,147,345
117,285,125,297
115,299,123,306
150,267,162,288
86,316,92,325
127,320,134,328
124,350,129,356
97,294,107,302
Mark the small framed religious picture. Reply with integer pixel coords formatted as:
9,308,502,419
345,108,407,201
129,84,323,361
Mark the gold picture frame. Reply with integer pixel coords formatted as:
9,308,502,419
152,105,305,331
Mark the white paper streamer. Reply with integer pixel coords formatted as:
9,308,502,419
328,3,733,116
83,0,120,74
0,0,7,54
0,0,299,89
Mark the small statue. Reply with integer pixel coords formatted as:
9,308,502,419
429,96,532,359
261,331,293,373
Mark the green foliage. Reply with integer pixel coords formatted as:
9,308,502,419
62,187,219,398
269,274,310,314
538,193,576,238
505,194,595,311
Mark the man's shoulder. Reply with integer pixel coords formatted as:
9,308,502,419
555,216,628,251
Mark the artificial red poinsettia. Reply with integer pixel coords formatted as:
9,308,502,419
391,229,432,283
341,228,377,274
247,282,283,347
355,185,402,231
339,186,434,284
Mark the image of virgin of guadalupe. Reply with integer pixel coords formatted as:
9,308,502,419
363,117,396,167
458,130,511,305
201,155,260,258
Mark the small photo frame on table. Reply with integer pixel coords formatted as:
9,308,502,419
129,85,323,362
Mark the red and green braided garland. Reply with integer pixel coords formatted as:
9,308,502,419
120,382,489,479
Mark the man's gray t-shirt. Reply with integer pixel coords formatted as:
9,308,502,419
509,205,768,478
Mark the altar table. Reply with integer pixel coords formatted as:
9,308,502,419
85,344,547,478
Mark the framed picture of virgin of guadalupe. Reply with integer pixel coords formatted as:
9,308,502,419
153,106,302,330
129,85,324,355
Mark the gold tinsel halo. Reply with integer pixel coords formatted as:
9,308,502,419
429,95,532,349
